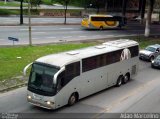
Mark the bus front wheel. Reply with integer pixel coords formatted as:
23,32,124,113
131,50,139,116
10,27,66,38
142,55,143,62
68,93,77,106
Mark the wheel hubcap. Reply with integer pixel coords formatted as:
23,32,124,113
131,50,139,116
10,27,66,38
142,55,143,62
70,96,76,104
119,79,122,85
124,75,128,82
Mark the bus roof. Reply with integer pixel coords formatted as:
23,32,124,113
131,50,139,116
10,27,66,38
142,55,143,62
36,39,138,68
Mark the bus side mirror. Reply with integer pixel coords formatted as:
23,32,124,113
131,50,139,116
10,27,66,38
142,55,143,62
23,63,33,76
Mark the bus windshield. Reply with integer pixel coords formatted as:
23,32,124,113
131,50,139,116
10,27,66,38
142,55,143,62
28,63,60,96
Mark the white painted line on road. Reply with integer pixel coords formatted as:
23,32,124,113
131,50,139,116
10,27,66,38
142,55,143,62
33,32,46,34
106,35,114,37
32,38,39,40
63,36,72,39
20,29,36,31
79,36,87,38
6,20,18,22
42,20,53,22
0,26,17,28
46,37,57,39
60,28,73,30
93,35,101,37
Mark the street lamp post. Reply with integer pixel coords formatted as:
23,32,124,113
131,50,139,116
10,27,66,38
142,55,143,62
28,0,32,46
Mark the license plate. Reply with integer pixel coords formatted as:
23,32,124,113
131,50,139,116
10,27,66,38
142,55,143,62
33,94,43,100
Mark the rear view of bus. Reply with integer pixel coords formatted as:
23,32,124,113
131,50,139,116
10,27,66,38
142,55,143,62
81,14,126,30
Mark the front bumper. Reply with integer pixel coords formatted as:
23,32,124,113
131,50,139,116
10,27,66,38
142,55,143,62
27,98,55,110
151,63,160,69
27,91,55,110
139,54,150,60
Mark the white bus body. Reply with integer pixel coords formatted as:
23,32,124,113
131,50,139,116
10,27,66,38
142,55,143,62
25,39,139,109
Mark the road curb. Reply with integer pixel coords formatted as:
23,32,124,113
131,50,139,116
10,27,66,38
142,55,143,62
0,82,27,93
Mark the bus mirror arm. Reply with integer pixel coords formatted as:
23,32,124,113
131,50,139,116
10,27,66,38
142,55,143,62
53,67,65,85
23,63,33,76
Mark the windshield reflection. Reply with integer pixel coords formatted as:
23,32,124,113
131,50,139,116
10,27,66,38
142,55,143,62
28,63,60,96
145,47,156,52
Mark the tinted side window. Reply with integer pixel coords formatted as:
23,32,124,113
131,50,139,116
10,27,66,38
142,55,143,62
65,62,80,84
106,50,122,65
99,54,107,67
91,17,106,21
129,45,139,57
82,50,123,72
82,56,97,72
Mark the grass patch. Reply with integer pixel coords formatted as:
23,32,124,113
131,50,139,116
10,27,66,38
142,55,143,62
0,9,20,15
0,43,96,81
0,1,27,7
41,0,53,5
127,36,160,49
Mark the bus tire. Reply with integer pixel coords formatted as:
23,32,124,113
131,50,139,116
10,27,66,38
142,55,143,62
116,75,123,87
100,26,103,30
68,93,77,106
123,73,130,84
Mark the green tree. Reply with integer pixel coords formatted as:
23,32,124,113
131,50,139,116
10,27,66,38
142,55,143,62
30,0,42,8
52,0,70,24
145,0,155,37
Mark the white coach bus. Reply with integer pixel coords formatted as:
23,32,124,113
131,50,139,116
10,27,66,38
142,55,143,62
24,39,139,110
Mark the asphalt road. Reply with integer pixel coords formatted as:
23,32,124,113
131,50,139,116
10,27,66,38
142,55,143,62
0,22,160,46
0,17,82,25
0,60,160,118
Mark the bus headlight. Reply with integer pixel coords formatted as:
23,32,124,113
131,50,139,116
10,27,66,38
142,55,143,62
152,60,155,64
46,101,54,105
47,101,51,105
27,95,32,99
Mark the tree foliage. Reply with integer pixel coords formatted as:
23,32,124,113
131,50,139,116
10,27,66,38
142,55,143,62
145,0,155,37
30,0,42,8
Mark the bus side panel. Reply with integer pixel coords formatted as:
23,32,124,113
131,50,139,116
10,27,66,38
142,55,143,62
89,20,120,29
90,21,103,29
107,57,139,86
104,21,120,29
107,64,122,86
79,67,108,99
54,57,138,108
129,57,139,79
54,76,81,109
